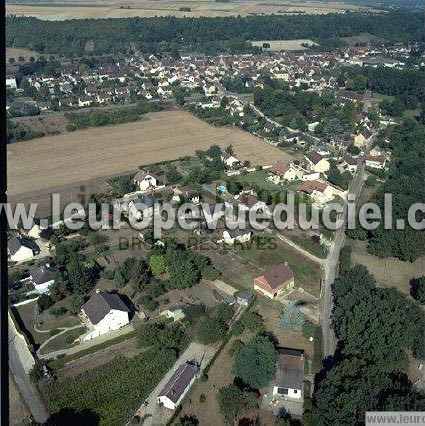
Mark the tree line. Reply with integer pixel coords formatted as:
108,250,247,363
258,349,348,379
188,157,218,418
6,11,423,57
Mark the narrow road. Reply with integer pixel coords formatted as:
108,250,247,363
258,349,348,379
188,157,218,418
321,135,375,358
8,314,49,423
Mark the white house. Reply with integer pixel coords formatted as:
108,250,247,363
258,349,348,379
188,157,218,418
157,363,199,410
298,180,345,206
221,152,240,169
29,263,56,293
8,237,39,262
365,155,386,169
272,348,304,400
6,76,17,89
268,161,304,183
133,170,158,191
80,291,130,341
305,151,330,174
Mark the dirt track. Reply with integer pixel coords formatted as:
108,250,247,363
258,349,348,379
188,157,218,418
7,110,292,215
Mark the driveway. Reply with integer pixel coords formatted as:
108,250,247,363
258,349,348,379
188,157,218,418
134,342,219,426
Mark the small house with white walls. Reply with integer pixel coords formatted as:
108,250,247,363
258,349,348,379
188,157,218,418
133,170,158,191
272,348,304,400
80,291,130,341
29,263,56,293
8,237,39,263
157,362,199,410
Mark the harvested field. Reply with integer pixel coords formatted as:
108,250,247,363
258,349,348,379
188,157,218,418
6,47,42,62
6,0,374,20
250,39,318,51
8,110,292,215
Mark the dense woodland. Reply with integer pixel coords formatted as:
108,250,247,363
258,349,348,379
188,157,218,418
6,11,424,56
309,265,425,424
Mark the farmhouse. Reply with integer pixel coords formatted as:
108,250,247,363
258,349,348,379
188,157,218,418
8,237,39,263
272,348,305,400
254,264,295,299
133,170,159,191
80,291,130,341
29,263,56,293
157,362,199,410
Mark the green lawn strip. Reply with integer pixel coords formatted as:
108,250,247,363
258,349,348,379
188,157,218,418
49,329,138,370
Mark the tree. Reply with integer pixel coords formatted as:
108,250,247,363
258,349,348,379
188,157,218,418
183,304,206,322
197,318,227,344
166,249,200,289
216,384,258,423
411,276,425,304
37,294,54,312
214,303,234,324
239,311,265,333
233,336,277,389
69,294,86,314
67,259,92,294
278,301,304,333
149,254,166,276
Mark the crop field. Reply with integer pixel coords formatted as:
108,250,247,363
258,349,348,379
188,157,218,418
6,0,374,20
7,110,291,215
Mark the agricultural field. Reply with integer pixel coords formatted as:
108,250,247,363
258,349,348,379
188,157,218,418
6,47,42,62
5,0,374,20
7,110,290,215
250,39,318,51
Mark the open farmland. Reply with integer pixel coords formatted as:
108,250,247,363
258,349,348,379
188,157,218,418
7,110,292,215
250,39,318,51
6,0,375,20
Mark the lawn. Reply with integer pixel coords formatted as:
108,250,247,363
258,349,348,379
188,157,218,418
39,327,86,355
13,301,79,347
229,169,283,192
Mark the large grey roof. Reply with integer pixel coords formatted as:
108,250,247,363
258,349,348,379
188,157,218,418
159,363,199,404
81,292,130,325
275,348,304,391
30,265,57,285
8,237,39,255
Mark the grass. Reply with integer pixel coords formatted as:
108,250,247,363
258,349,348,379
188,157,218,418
40,327,86,355
50,329,139,371
230,169,283,192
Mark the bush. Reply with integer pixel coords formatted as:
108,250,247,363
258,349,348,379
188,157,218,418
199,393,207,403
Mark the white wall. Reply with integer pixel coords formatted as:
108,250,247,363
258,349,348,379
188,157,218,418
83,309,129,341
10,247,34,263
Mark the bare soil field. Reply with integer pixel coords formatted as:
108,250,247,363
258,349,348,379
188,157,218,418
6,0,374,20
251,39,318,51
349,240,425,295
6,47,42,62
8,110,291,215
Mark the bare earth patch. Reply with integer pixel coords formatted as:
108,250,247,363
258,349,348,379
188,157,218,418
9,373,31,425
8,110,291,214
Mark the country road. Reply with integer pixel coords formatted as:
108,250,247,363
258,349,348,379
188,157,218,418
321,135,375,358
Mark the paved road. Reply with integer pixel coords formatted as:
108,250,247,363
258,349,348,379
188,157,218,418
9,314,49,423
321,135,375,358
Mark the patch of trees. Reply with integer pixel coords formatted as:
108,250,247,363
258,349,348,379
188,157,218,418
65,101,160,131
6,120,45,143
6,11,423,56
217,384,258,424
196,303,235,344
353,120,425,261
311,265,425,424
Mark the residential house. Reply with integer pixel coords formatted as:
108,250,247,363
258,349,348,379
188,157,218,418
254,264,295,299
298,180,344,205
268,161,303,183
8,237,39,262
272,348,305,400
342,155,358,174
133,170,159,191
157,362,199,410
128,193,156,221
29,263,56,293
221,152,240,170
305,151,330,174
80,291,130,341
235,291,253,306
365,155,386,169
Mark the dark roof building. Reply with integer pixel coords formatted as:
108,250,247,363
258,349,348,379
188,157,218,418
273,348,305,397
158,363,199,410
81,292,130,325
